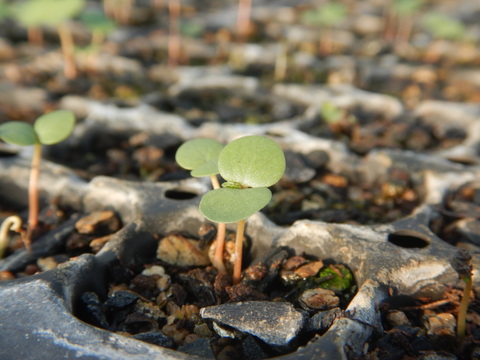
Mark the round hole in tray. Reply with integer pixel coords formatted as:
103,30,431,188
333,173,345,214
164,188,199,200
387,230,430,249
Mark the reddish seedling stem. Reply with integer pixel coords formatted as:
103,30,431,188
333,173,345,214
210,175,226,273
168,0,181,66
233,219,245,284
28,26,44,46
58,23,77,80
26,142,42,251
236,0,252,42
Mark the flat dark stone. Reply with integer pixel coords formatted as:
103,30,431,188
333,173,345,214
200,301,305,346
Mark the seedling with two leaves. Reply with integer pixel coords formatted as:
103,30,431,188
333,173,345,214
176,136,285,284
0,110,76,255
199,136,285,284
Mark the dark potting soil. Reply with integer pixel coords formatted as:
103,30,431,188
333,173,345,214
76,241,357,360
45,131,186,182
361,290,480,360
265,164,421,226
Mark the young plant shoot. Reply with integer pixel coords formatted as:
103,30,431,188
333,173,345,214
0,110,76,250
175,138,227,273
11,0,85,78
199,135,285,284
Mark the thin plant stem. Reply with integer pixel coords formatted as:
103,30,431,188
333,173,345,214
28,26,44,46
212,222,226,273
26,142,42,251
274,41,288,82
210,174,226,273
168,0,181,67
58,22,77,80
457,276,473,340
0,216,23,259
86,29,105,73
210,174,220,190
233,219,245,284
236,0,252,42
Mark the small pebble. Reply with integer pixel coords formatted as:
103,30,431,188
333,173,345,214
386,310,411,327
157,234,210,267
75,211,121,236
424,313,456,336
299,288,340,311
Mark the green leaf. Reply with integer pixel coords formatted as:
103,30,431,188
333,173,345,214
34,110,76,145
422,13,466,40
79,7,117,35
301,3,347,27
218,136,285,188
0,122,36,146
200,187,272,223
13,0,85,27
175,138,223,177
393,0,423,16
190,158,219,177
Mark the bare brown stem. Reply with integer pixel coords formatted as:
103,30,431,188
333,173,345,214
168,0,181,67
58,23,77,80
236,0,252,42
233,219,245,284
28,26,44,46
457,276,473,340
26,142,42,251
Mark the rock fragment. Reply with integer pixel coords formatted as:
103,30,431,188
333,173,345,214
200,301,305,346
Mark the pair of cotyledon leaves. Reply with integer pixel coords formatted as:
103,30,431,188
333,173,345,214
11,0,85,28
175,136,286,223
0,110,76,146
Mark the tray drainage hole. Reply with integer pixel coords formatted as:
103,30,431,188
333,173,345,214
165,189,199,200
387,231,430,249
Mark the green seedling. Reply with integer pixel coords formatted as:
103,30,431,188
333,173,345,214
175,139,227,273
388,0,424,46
421,13,467,41
300,2,347,56
200,136,285,284
0,110,76,250
77,7,117,70
10,0,85,78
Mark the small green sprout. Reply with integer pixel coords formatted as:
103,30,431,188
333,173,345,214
0,110,76,249
200,135,286,284
10,0,85,78
77,7,117,71
301,2,347,28
392,0,423,16
175,139,227,273
300,3,347,56
421,13,467,41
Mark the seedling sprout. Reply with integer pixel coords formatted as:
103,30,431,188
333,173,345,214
175,138,227,273
200,135,285,284
10,0,86,79
0,110,76,250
